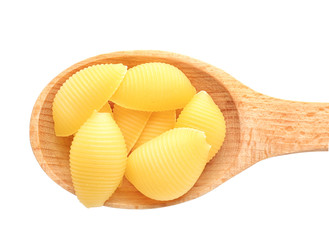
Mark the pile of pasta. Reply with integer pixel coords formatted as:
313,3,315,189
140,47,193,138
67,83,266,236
53,62,226,208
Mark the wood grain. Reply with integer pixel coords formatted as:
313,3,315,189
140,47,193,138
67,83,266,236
30,50,329,209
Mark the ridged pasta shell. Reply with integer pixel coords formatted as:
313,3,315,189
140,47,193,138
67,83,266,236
126,128,211,201
132,110,176,151
113,104,151,153
53,64,127,136
111,63,196,111
69,111,127,208
175,91,226,161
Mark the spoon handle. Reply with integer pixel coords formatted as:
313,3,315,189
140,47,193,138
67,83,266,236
239,96,329,159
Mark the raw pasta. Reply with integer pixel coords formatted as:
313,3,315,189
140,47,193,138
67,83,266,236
132,110,176,151
50,60,227,207
111,62,196,111
175,91,226,161
113,104,151,153
69,111,127,208
125,128,210,201
53,64,127,136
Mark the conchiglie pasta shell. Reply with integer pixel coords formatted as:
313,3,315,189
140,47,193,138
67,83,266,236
175,91,226,161
126,128,210,201
53,64,127,136
113,104,151,153
132,110,176,151
70,111,127,208
111,63,196,111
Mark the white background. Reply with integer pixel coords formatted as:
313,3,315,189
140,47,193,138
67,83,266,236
1,0,328,239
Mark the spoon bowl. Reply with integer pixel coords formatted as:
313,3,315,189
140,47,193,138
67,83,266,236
30,50,329,209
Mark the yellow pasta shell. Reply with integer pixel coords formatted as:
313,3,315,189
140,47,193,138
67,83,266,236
53,64,127,136
175,91,226,161
111,62,196,111
132,110,176,151
126,128,211,201
113,104,151,153
69,111,127,208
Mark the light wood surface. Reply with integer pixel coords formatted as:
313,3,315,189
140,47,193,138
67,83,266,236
30,51,329,209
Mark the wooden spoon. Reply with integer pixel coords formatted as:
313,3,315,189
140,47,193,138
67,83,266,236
30,50,329,209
